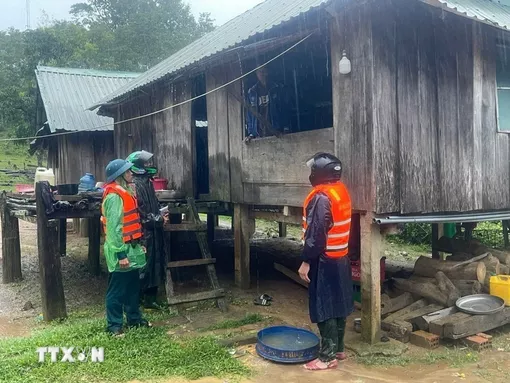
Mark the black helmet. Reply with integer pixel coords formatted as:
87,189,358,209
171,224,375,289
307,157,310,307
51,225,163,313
307,152,342,186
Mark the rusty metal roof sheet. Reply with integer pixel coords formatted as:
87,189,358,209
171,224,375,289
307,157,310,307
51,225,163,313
92,0,510,109
36,66,140,132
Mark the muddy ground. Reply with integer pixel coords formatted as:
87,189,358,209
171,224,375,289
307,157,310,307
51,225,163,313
1,221,510,382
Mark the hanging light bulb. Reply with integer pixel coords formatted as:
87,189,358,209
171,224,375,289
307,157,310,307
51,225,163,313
339,50,351,75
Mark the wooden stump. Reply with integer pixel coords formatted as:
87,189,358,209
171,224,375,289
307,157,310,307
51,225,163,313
1,195,22,283
88,217,101,275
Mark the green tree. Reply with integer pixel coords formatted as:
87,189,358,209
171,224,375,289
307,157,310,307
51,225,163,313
70,0,215,70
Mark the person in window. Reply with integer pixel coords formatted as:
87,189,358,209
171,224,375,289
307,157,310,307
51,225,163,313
245,65,292,141
298,152,354,370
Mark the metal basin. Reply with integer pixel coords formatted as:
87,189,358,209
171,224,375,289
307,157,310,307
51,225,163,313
256,326,320,364
456,294,505,315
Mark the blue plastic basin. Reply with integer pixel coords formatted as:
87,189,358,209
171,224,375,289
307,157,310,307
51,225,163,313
256,326,320,364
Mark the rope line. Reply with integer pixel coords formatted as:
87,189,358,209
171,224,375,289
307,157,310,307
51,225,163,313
1,33,314,143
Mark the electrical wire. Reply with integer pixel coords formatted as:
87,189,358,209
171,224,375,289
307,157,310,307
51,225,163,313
0,32,314,143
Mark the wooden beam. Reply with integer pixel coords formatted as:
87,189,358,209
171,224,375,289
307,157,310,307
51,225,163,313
432,223,440,259
274,263,309,288
360,213,382,344
412,307,458,331
87,217,101,276
164,223,207,232
234,204,255,289
168,259,216,268
249,210,302,225
207,214,215,245
442,307,510,339
1,194,22,283
167,289,225,305
36,183,67,321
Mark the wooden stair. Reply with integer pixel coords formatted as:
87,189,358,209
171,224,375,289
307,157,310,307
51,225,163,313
164,197,227,312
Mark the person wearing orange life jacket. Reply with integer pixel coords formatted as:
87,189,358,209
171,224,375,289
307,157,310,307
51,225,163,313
298,152,354,371
101,159,151,336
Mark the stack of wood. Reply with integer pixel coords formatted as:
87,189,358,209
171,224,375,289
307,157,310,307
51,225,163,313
382,236,510,344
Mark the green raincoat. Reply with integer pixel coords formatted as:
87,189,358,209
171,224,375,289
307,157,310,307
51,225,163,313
102,180,146,273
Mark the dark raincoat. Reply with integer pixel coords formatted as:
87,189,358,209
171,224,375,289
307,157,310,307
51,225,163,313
301,192,354,324
132,175,166,291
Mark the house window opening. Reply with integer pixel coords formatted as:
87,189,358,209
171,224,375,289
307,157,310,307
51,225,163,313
243,34,333,141
497,41,510,132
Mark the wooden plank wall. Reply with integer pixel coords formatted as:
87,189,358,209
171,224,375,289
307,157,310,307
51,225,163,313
332,0,510,214
206,67,232,201
53,132,114,184
331,4,375,212
114,81,193,195
242,129,333,206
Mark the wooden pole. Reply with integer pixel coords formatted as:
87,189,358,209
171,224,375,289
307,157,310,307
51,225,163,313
88,216,101,275
58,219,67,257
234,204,254,289
1,194,22,283
360,213,381,345
278,222,287,238
36,182,67,321
432,223,440,259
207,214,215,245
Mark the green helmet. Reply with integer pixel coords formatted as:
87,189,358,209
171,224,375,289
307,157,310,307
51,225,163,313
105,159,133,183
126,150,157,176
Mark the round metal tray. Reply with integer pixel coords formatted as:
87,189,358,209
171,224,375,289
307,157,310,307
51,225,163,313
455,294,505,315
256,326,320,364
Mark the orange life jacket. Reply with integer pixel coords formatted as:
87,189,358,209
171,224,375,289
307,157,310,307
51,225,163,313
101,183,143,243
302,182,352,258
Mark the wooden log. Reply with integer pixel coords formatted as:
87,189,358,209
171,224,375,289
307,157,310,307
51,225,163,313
384,299,428,323
58,219,67,257
1,195,22,283
429,312,472,338
381,292,415,316
397,304,445,322
384,320,413,343
501,265,510,275
409,276,482,296
448,253,501,275
442,307,510,339
412,307,458,331
393,278,449,306
435,271,461,306
413,256,486,283
437,237,510,265
36,183,67,321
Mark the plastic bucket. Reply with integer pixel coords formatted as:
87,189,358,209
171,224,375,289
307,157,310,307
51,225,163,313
152,178,168,191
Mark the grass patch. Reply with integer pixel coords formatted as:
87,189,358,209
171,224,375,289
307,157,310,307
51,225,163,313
355,347,479,368
200,313,265,332
0,311,248,383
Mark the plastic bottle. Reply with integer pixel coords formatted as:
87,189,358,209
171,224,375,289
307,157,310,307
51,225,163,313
78,173,96,193
34,168,55,189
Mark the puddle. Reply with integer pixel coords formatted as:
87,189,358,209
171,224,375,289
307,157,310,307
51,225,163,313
0,316,29,338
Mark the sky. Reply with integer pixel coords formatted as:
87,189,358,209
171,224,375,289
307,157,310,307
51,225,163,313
0,0,264,31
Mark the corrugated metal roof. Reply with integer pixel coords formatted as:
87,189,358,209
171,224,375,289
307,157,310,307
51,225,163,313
36,66,140,132
90,0,332,109
431,0,510,30
92,0,510,109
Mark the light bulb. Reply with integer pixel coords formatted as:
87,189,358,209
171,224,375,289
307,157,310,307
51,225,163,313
339,50,351,75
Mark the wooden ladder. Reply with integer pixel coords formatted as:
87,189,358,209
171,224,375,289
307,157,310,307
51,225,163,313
164,197,227,312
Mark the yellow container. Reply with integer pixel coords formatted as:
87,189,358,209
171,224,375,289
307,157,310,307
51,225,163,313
490,276,510,306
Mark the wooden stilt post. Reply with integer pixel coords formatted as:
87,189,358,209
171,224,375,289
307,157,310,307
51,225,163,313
1,193,22,283
432,223,440,259
503,220,510,249
207,214,215,245
58,219,67,257
234,204,254,289
36,182,67,321
360,213,381,344
88,216,101,275
278,222,287,238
